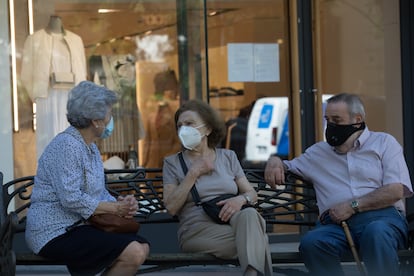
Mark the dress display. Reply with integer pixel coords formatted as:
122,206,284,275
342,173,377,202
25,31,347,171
142,100,181,168
21,16,86,160
89,55,145,159
141,69,181,168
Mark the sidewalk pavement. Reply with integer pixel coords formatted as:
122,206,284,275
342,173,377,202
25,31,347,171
15,242,361,275
15,264,308,275
16,263,361,275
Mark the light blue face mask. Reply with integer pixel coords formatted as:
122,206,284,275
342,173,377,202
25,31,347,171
100,116,114,139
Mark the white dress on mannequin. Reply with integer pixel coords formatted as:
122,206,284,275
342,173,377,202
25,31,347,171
21,16,86,160
35,33,71,158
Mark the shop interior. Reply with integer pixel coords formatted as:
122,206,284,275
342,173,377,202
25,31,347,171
12,0,290,178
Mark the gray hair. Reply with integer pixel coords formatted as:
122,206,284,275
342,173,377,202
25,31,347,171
66,81,118,128
326,93,366,120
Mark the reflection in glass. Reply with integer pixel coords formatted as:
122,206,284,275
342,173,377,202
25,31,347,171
206,0,291,168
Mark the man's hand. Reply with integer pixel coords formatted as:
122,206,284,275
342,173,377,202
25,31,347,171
329,202,355,224
264,155,285,188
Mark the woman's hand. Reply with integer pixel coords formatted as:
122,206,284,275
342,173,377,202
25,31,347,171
217,195,246,223
189,155,214,178
116,195,138,218
163,155,214,216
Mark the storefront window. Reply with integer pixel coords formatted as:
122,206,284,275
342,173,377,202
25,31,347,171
206,0,291,168
314,0,403,142
13,0,204,177
12,0,293,177
12,0,401,179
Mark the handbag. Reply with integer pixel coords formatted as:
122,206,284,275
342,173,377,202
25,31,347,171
50,72,75,89
88,213,140,233
200,193,236,224
178,152,248,224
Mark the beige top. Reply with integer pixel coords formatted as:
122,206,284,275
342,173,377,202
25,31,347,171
50,33,71,74
21,29,86,101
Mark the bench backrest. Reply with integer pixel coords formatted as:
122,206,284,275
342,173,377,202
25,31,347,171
0,168,319,232
0,173,35,230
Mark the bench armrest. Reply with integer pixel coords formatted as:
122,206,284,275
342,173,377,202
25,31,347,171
0,212,18,275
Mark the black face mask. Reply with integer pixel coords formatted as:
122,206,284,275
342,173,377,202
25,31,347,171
325,122,366,147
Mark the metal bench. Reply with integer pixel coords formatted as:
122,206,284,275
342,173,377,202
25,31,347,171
1,168,413,275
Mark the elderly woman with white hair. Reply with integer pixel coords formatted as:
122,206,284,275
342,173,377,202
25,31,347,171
25,81,149,275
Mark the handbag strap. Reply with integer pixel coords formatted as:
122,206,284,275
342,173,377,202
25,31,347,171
178,152,202,205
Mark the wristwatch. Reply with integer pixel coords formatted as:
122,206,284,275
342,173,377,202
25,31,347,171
243,194,253,205
350,200,360,213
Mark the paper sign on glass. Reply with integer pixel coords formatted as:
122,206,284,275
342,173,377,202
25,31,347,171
254,43,280,82
227,43,254,82
227,43,280,82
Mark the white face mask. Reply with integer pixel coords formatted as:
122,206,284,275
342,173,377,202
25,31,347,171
178,125,205,150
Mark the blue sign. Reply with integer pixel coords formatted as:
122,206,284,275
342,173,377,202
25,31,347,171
277,114,289,157
258,104,273,128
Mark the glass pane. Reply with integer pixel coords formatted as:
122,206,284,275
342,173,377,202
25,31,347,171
206,0,291,168
13,0,204,177
315,0,402,142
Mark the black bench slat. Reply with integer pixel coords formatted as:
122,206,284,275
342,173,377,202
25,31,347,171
14,253,66,266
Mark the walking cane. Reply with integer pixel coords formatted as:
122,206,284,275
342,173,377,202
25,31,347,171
341,221,367,276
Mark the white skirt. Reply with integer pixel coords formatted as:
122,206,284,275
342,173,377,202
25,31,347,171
35,88,70,160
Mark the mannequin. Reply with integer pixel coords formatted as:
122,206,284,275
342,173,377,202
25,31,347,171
91,54,145,160
45,15,64,34
21,15,86,160
142,69,181,168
